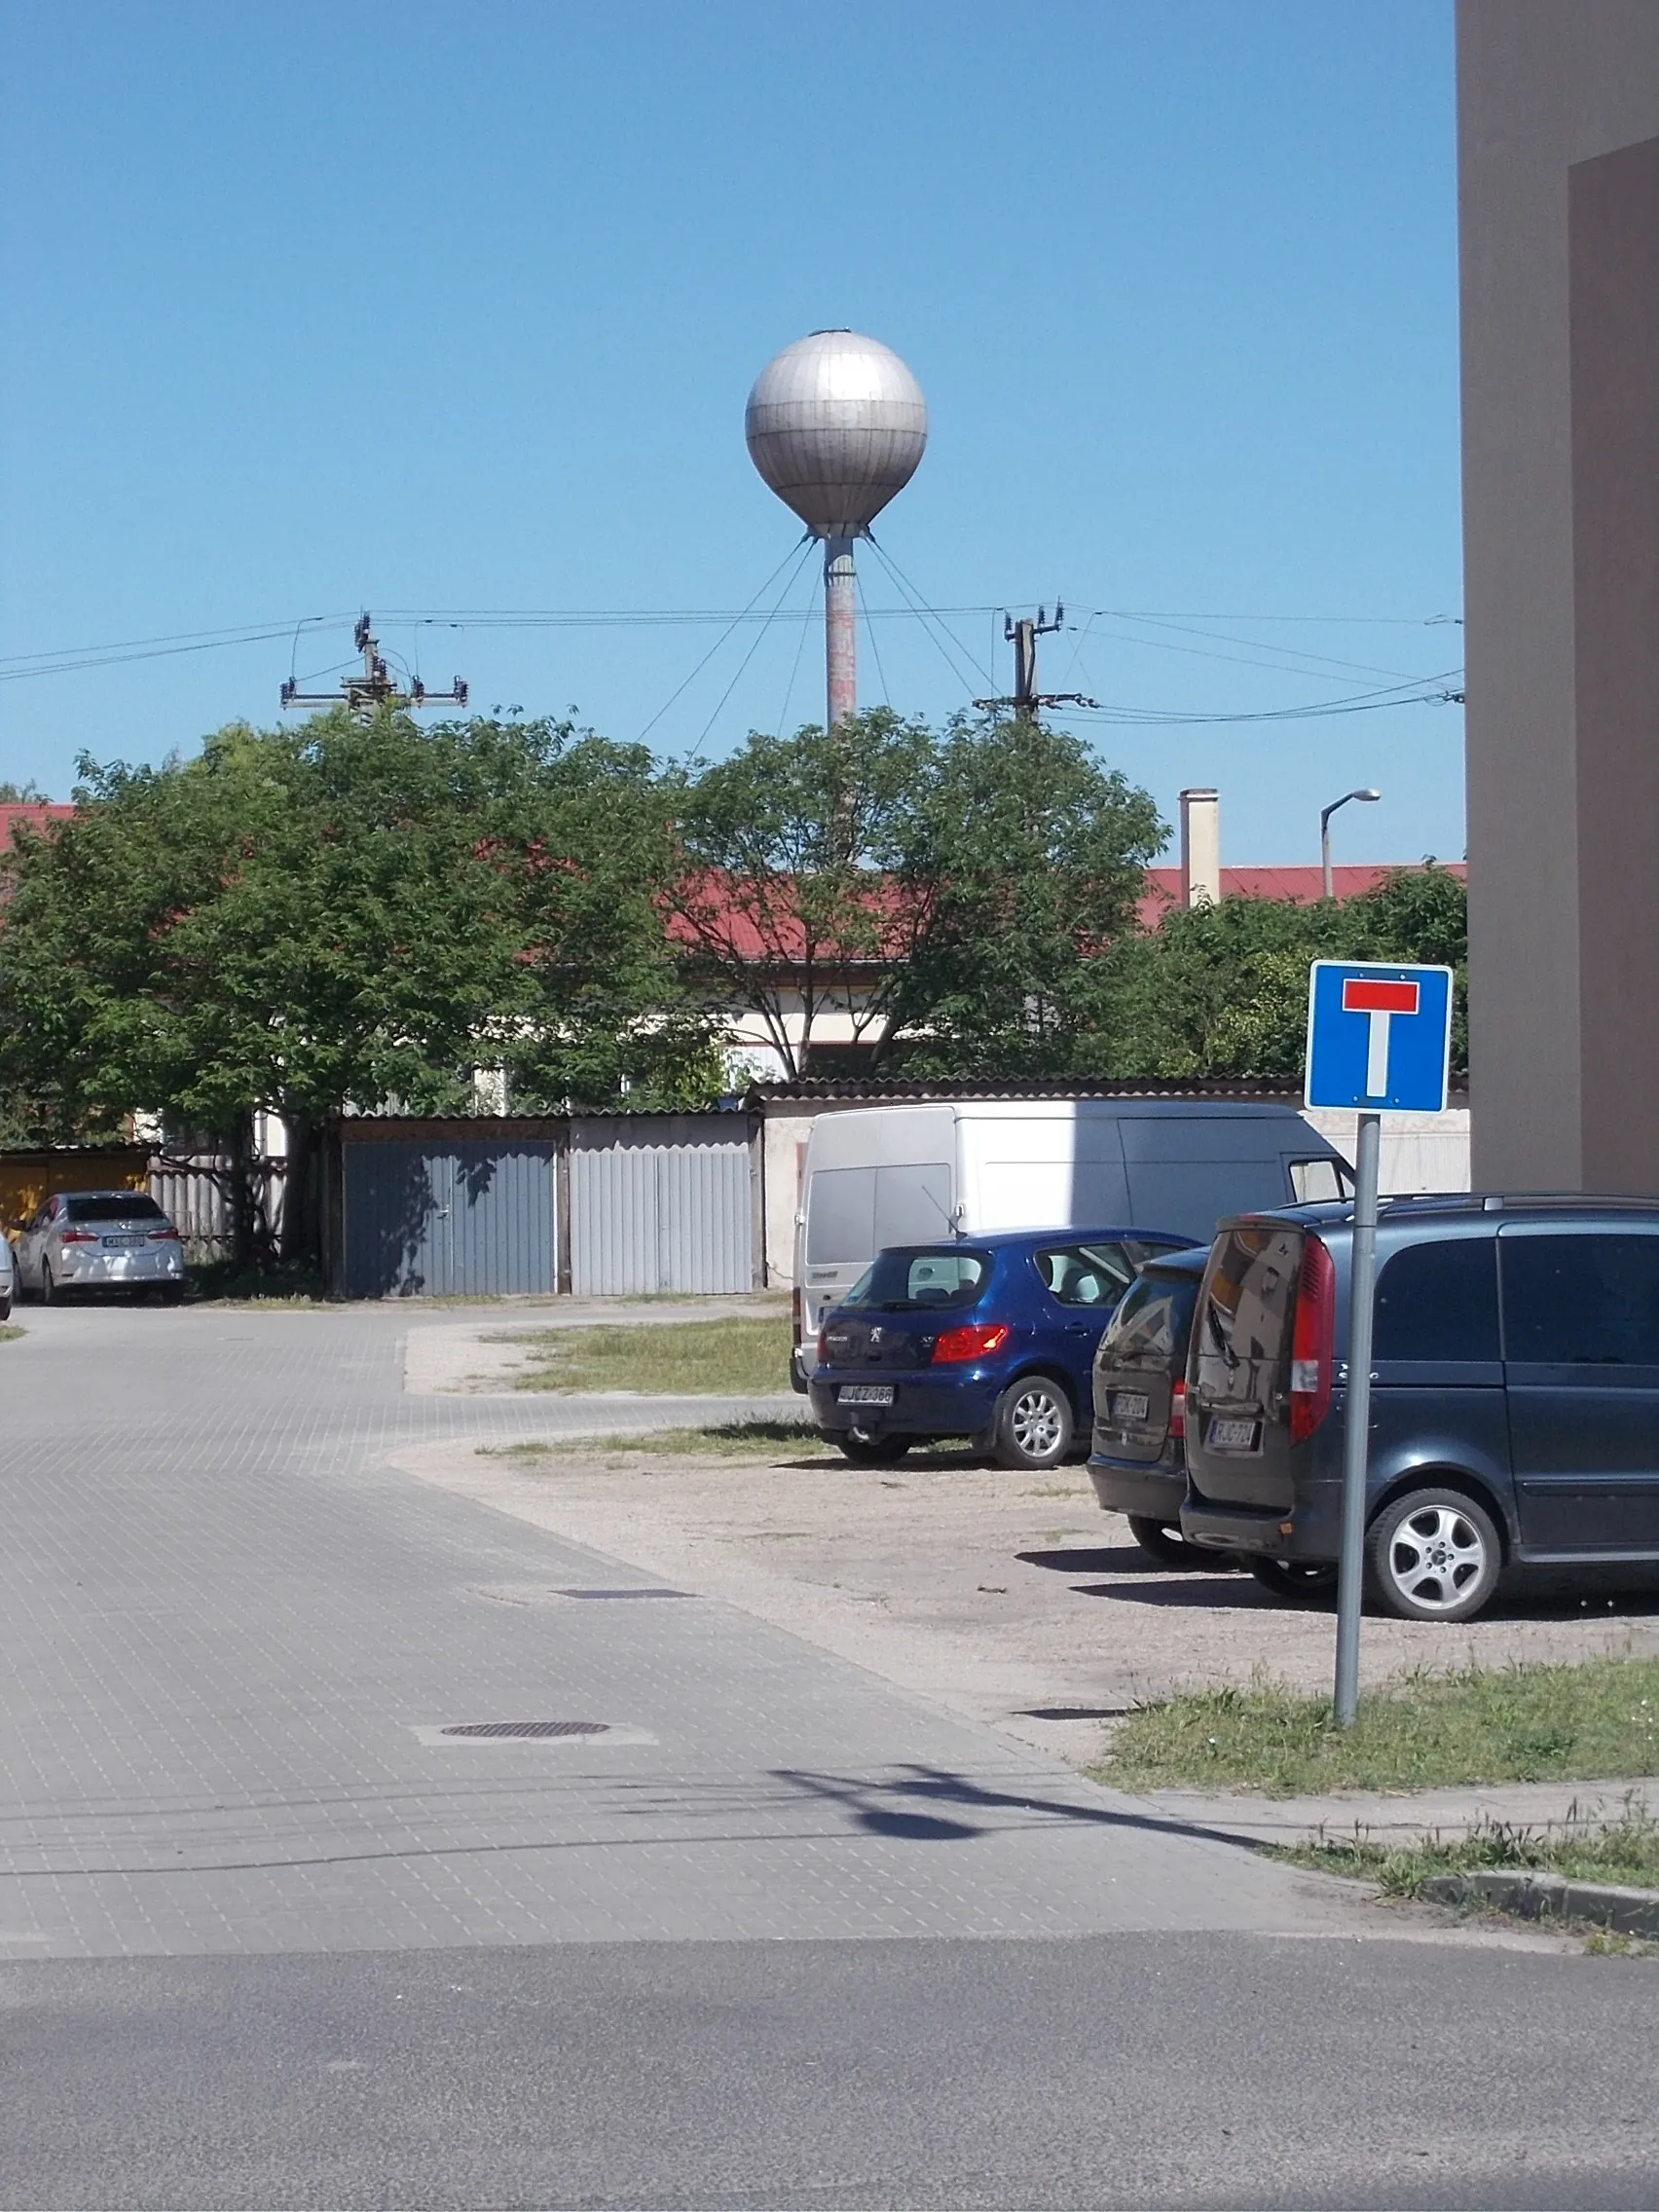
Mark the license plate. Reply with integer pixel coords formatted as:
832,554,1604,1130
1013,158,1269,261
838,1383,895,1406
101,1235,142,1248
1208,1416,1259,1452
1112,1390,1151,1423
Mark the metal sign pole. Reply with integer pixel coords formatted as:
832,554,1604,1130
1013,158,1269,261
1333,1110,1382,1726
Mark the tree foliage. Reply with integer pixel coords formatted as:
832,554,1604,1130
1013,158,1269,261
666,709,1165,1079
1105,865,1468,1078
0,711,719,1256
885,715,1164,1077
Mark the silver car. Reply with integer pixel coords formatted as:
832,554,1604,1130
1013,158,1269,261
0,1233,13,1321
16,1190,187,1304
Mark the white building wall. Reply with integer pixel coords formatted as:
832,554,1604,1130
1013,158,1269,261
1302,1106,1472,1195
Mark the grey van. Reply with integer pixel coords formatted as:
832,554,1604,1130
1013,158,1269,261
1181,1196,1659,1622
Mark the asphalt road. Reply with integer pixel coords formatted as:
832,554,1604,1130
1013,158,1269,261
2,1300,1656,2210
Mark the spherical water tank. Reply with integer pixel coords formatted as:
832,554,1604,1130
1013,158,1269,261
745,330,927,538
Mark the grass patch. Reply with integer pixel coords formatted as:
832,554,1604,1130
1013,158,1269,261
0,1324,23,1345
593,1418,824,1456
1275,1808,1659,1896
505,1316,793,1395
1097,1657,1659,1797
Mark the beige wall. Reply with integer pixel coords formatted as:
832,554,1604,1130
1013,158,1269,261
1459,1,1659,1191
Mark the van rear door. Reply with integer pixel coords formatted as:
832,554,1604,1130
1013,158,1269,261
801,1161,954,1333
1186,1218,1308,1511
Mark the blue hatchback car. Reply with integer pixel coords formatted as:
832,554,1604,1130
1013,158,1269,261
808,1227,1189,1469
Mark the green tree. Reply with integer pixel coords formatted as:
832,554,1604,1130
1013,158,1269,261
885,714,1164,1077
1108,864,1468,1078
664,710,937,1080
667,710,1164,1081
0,711,716,1264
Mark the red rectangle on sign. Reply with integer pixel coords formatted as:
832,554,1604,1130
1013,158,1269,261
1342,978,1419,1016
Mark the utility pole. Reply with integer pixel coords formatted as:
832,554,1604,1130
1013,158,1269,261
280,613,468,716
975,603,1096,719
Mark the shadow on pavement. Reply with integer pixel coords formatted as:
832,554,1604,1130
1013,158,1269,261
1072,1577,1272,1608
773,1761,1272,1857
1017,1545,1177,1575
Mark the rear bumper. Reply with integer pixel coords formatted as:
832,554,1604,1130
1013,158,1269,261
790,1346,809,1393
1180,1480,1342,1561
55,1250,184,1287
1088,1456,1185,1522
807,1369,1002,1438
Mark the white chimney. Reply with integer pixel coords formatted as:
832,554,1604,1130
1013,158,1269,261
1179,788,1221,907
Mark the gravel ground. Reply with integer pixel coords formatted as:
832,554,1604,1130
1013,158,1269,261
394,1423,1659,1770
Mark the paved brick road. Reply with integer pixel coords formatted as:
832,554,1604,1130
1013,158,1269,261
0,1301,1354,1959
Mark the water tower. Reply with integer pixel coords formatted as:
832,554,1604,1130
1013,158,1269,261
746,330,927,732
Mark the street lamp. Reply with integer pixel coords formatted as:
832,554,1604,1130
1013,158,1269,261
1320,788,1382,899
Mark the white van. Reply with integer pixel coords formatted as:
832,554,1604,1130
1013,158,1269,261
790,1099,1350,1386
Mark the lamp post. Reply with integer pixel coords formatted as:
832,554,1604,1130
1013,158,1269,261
1320,788,1382,899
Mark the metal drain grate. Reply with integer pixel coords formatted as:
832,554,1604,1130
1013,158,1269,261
555,1587,688,1602
440,1720,610,1741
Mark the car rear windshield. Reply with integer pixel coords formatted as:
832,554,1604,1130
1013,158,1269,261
840,1248,992,1312
1193,1221,1306,1401
63,1194,166,1224
1098,1271,1200,1372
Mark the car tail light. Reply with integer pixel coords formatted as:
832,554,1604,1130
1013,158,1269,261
792,1286,802,1345
1289,1234,1336,1442
1167,1379,1187,1440
146,1227,181,1242
59,1231,98,1246
932,1322,1011,1364
816,1326,830,1367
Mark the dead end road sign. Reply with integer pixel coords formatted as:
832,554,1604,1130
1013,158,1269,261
1304,960,1455,1114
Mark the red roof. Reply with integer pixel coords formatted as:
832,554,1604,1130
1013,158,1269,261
1138,861,1464,928
0,804,73,851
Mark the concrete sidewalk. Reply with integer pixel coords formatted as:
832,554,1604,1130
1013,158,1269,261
1128,1774,1659,1848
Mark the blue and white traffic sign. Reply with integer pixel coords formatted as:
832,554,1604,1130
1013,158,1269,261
1305,960,1455,1113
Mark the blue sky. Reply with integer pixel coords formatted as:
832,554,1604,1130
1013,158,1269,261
0,0,1462,866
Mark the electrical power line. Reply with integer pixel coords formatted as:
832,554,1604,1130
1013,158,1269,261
0,613,351,682
1068,671,1464,729
0,603,1466,682
633,542,811,744
680,539,817,765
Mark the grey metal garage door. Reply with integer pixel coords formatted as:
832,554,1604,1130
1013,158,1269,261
570,1117,754,1296
342,1139,557,1298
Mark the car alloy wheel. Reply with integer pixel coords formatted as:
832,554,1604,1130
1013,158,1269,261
1368,1488,1500,1623
993,1377,1073,1470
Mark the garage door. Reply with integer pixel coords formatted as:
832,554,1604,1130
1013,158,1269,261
570,1119,753,1295
342,1140,557,1298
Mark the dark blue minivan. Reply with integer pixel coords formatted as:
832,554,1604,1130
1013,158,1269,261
809,1227,1187,1469
1182,1195,1659,1621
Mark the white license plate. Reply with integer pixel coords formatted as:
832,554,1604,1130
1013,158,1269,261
101,1235,142,1248
838,1383,895,1406
1112,1390,1151,1423
1208,1417,1259,1452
